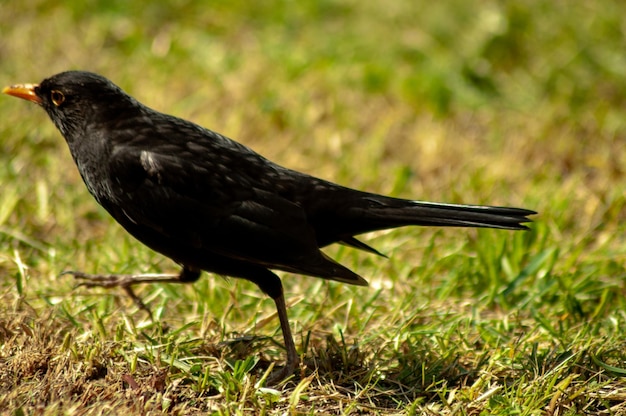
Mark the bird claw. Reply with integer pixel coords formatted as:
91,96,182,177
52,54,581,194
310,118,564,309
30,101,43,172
62,270,155,320
266,365,295,386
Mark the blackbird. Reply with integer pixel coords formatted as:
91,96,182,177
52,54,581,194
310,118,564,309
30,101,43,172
4,71,535,382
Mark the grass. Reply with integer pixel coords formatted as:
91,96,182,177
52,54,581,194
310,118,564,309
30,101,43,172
1,0,626,414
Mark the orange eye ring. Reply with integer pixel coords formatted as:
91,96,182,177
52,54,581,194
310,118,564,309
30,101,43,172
51,90,65,106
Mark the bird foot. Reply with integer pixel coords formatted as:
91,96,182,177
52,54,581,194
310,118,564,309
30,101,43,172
266,363,297,385
62,271,178,288
265,339,300,385
61,270,179,320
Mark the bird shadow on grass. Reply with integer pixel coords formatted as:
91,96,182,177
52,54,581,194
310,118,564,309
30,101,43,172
194,328,485,408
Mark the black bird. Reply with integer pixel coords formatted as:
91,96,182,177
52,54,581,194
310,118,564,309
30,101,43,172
3,71,535,382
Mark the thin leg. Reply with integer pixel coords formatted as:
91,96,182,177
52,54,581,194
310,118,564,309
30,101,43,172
245,269,300,383
63,266,201,318
266,290,300,384
63,266,201,287
66,264,300,382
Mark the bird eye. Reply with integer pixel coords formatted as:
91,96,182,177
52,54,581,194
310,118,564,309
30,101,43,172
50,90,65,106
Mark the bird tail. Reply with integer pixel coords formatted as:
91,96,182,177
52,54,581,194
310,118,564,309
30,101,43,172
334,196,535,255
385,199,535,230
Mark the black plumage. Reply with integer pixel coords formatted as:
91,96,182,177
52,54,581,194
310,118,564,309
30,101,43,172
3,71,535,381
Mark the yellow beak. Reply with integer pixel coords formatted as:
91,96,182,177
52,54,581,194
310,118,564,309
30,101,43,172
2,83,42,104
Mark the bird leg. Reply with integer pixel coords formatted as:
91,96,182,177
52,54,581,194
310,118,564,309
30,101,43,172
249,270,300,384
63,266,201,319
66,265,299,383
266,290,299,384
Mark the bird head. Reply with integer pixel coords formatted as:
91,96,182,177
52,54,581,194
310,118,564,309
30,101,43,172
3,71,142,143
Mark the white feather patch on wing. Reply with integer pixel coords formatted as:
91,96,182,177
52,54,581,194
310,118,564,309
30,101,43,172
140,150,162,182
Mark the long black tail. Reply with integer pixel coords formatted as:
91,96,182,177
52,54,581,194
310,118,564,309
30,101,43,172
388,199,535,230
322,196,536,255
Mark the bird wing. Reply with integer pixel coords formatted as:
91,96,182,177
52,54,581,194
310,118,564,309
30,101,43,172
105,142,350,278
